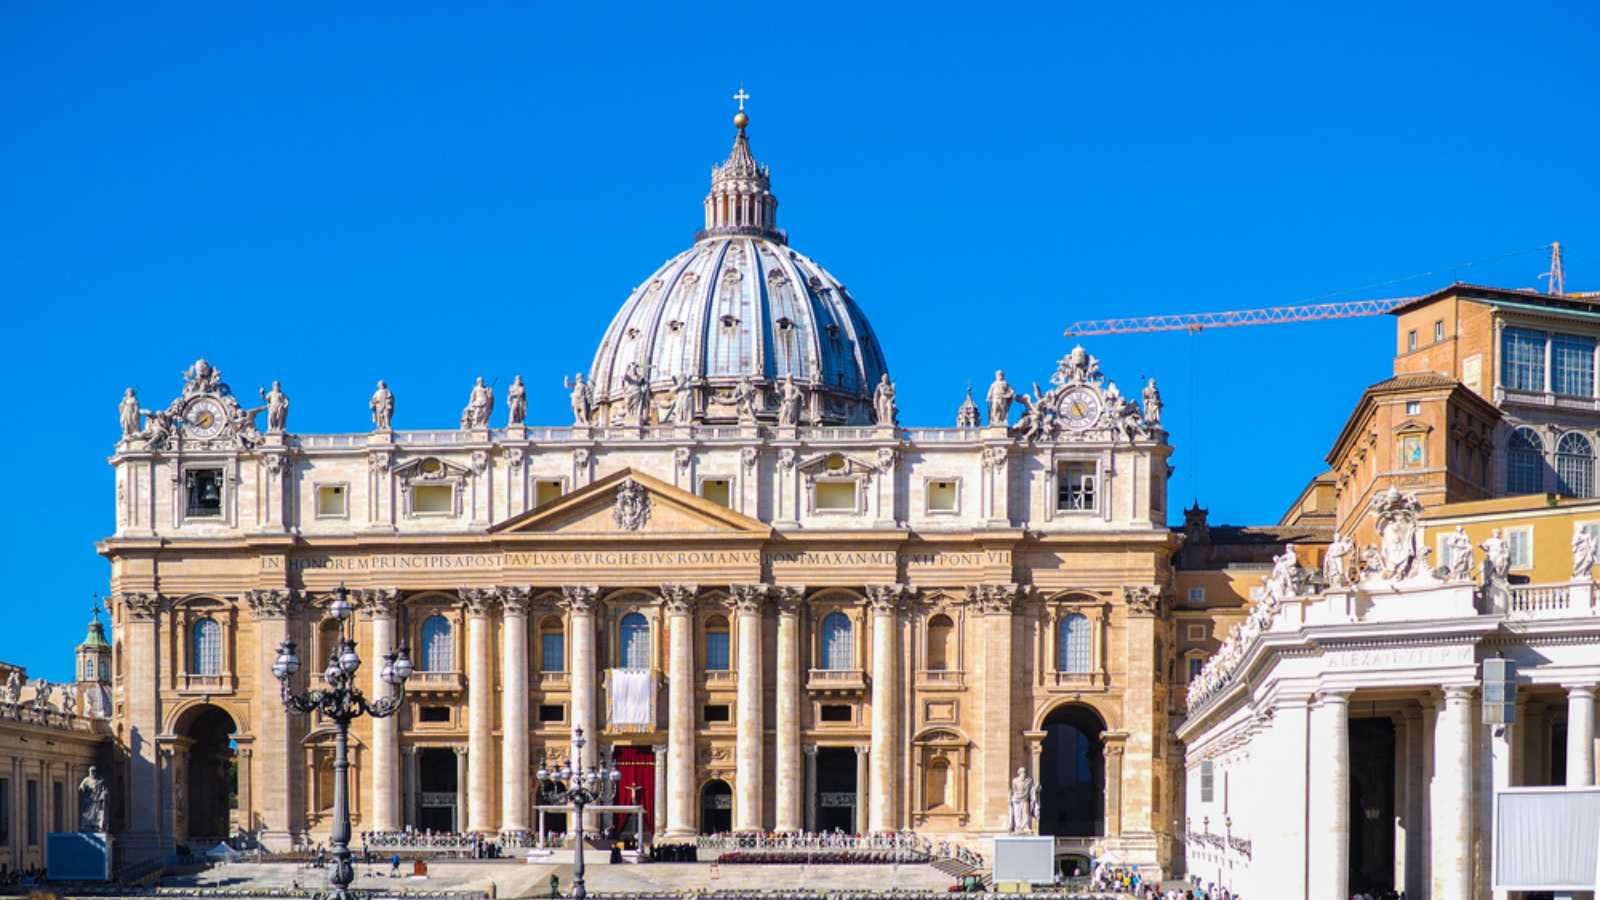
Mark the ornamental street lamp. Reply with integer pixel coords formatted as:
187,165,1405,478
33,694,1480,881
536,728,620,899
273,583,412,900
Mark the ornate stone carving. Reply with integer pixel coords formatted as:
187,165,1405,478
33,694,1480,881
969,583,1022,616
981,446,1009,470
368,451,392,473
507,448,525,471
573,448,591,469
741,446,759,469
770,584,805,614
506,375,527,426
1122,585,1163,617
778,448,796,469
353,588,400,617
613,477,652,530
498,586,533,617
262,452,287,475
369,380,395,430
564,373,593,426
460,587,499,617
459,377,495,429
730,583,769,614
243,588,297,620
876,447,898,469
673,447,692,470
1575,528,1597,582
865,583,909,614
117,592,164,621
470,451,489,475
558,585,600,615
658,583,699,615
1371,487,1427,581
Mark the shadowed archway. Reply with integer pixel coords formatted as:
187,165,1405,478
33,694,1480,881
1038,704,1105,837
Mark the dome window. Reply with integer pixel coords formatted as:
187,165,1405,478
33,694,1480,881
667,320,684,333
720,314,740,329
626,327,641,340
776,317,794,332
826,324,840,339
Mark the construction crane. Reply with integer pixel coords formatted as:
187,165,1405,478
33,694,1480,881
1064,243,1578,337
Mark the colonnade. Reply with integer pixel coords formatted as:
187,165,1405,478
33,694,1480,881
363,582,952,837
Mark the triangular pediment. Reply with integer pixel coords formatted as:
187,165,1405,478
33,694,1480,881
490,468,770,537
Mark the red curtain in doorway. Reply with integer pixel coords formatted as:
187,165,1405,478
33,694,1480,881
613,746,655,836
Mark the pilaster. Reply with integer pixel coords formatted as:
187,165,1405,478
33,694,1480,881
971,582,1021,831
244,588,301,851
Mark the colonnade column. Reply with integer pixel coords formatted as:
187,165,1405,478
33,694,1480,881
804,745,819,832
1431,685,1475,900
773,587,805,832
462,588,497,833
357,589,401,832
866,584,904,833
454,747,468,831
1309,689,1351,900
652,745,667,835
854,746,869,834
244,589,300,851
660,584,698,837
500,587,531,834
732,584,767,832
1566,683,1597,787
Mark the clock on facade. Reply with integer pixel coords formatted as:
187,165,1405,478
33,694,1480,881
183,396,228,440
1057,386,1103,431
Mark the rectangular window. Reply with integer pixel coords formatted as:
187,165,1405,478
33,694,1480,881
535,479,564,507
541,632,565,672
52,781,63,831
315,484,347,518
1057,462,1097,512
705,631,731,670
1200,761,1214,803
411,484,453,514
1501,326,1547,392
184,468,224,518
926,479,958,513
1406,400,1421,416
1552,333,1596,397
819,704,853,723
26,779,37,845
1188,657,1204,682
418,705,451,723
538,704,565,723
699,478,732,508
1434,320,1445,342
1407,329,1418,351
815,480,857,511
703,704,730,723
1186,586,1205,604
1508,527,1534,570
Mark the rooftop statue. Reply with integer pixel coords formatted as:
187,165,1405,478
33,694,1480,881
369,380,395,430
564,373,593,426
259,381,290,433
986,371,1014,426
506,375,527,426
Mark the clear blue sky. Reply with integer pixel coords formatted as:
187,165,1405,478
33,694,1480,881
3,3,1597,678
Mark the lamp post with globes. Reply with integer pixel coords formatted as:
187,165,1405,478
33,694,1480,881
272,584,412,900
536,727,620,899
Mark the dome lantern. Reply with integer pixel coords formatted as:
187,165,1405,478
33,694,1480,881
699,94,782,243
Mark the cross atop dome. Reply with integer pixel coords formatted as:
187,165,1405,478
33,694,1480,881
701,90,779,242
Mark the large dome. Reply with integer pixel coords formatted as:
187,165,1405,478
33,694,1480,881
587,113,890,426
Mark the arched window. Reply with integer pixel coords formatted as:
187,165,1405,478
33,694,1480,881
704,615,730,671
1557,432,1595,498
1507,427,1545,495
1057,613,1091,673
192,618,222,675
420,615,453,672
821,612,854,670
926,614,955,671
539,617,565,673
619,612,650,670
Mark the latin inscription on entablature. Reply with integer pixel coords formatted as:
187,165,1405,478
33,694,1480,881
1324,643,1475,671
765,550,898,569
269,550,762,574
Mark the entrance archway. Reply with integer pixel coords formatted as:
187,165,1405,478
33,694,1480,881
699,780,732,834
178,705,238,841
1039,704,1104,837
417,748,459,832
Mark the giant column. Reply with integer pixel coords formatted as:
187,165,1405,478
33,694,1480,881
660,584,698,836
732,584,767,831
462,588,498,833
500,587,532,834
357,589,401,832
773,586,805,832
1309,689,1351,900
866,584,905,832
1566,684,1597,786
245,589,301,851
1431,685,1475,900
973,583,1019,831
561,586,601,773
120,592,166,859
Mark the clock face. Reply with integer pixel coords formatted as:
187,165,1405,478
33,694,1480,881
184,397,227,439
1057,386,1103,431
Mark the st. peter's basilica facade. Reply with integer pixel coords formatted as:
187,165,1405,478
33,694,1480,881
100,110,1180,873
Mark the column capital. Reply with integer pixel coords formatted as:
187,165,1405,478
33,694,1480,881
771,584,805,614
460,587,498,617
1121,584,1165,618
498,586,533,617
866,583,910,614
1562,683,1598,699
118,591,167,621
353,588,400,618
968,583,1024,616
1317,688,1355,705
804,744,819,757
659,583,699,614
1440,684,1477,703
559,584,601,614
730,583,769,614
652,744,667,755
243,588,297,620
454,746,468,758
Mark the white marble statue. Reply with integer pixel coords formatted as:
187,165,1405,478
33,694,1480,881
777,375,802,426
119,388,141,438
986,370,1015,426
1373,487,1425,580
621,363,651,424
78,766,108,833
369,380,395,430
873,374,897,426
1444,526,1474,581
461,377,494,429
1008,767,1038,833
1265,546,1301,601
506,375,527,425
1142,378,1162,426
2,670,19,704
1323,534,1354,586
564,373,592,425
658,374,694,424
32,679,53,712
258,381,290,433
1574,529,1597,582
732,375,759,424
1480,528,1510,584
